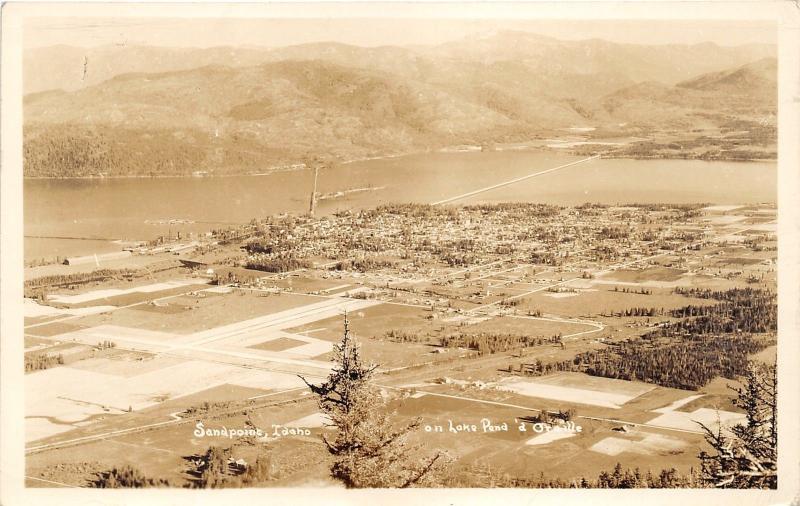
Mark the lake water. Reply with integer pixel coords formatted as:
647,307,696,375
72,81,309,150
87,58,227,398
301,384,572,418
24,151,776,261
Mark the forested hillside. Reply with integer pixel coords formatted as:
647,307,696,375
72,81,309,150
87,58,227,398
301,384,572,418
23,32,777,177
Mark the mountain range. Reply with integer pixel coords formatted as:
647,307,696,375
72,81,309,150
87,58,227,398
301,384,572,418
23,31,777,177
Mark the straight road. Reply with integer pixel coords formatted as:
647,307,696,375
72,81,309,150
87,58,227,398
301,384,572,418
431,155,600,206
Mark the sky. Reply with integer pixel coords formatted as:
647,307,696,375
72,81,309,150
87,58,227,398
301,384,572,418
24,18,776,49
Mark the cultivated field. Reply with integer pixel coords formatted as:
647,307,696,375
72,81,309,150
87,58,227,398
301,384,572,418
22,203,777,487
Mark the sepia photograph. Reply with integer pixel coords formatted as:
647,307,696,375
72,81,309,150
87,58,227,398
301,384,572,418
1,2,799,504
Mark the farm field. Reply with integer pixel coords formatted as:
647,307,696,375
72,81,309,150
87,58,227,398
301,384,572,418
24,284,392,444
497,373,656,409
72,291,327,334
22,202,777,488
27,376,717,488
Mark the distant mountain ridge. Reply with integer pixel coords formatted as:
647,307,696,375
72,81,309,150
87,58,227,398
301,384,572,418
677,58,777,93
25,32,775,94
23,31,777,177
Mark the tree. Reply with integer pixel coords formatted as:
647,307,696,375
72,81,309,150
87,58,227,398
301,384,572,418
238,456,272,486
196,446,231,488
300,313,444,488
93,465,171,488
557,408,576,422
698,361,777,488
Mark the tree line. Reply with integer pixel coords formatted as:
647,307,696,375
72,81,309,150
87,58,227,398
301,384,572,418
25,268,139,299
446,463,703,488
331,257,398,272
571,335,771,390
382,328,563,355
515,357,575,377
25,352,64,372
646,288,776,338
244,253,311,273
440,332,562,355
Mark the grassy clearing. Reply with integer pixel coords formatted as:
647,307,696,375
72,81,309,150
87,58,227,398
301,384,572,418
600,267,686,283
467,316,592,338
249,337,306,352
24,315,63,326
516,288,716,319
56,283,212,309
24,335,54,348
749,344,777,365
130,303,191,314
287,303,437,343
27,322,89,337
75,291,322,334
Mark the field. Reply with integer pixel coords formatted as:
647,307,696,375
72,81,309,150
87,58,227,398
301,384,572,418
46,279,204,306
23,283,760,485
24,286,389,444
645,395,746,432
750,345,777,365
497,373,656,409
22,203,777,488
388,386,709,483
600,267,686,283
249,337,308,352
75,291,331,334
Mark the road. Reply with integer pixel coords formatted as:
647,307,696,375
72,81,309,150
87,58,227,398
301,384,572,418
27,296,376,377
431,155,600,206
23,211,772,461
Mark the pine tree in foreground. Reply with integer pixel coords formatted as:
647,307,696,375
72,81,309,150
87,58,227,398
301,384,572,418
300,313,444,488
699,361,777,488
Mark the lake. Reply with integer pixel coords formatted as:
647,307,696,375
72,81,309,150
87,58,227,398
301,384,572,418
24,151,776,261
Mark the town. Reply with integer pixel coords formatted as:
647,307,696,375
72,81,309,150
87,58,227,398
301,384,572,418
22,201,777,488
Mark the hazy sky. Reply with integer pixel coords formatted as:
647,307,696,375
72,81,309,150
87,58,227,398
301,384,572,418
25,18,776,49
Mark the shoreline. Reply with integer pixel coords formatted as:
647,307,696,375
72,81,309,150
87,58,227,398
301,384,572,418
23,150,422,181
22,151,777,180
24,198,777,265
597,154,777,163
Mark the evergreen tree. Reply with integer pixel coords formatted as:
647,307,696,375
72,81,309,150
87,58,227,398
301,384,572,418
196,446,231,488
698,362,777,488
93,465,171,488
301,314,444,488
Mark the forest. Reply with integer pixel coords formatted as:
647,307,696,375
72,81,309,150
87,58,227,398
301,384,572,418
572,334,771,390
645,287,777,338
23,124,292,178
515,287,776,390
